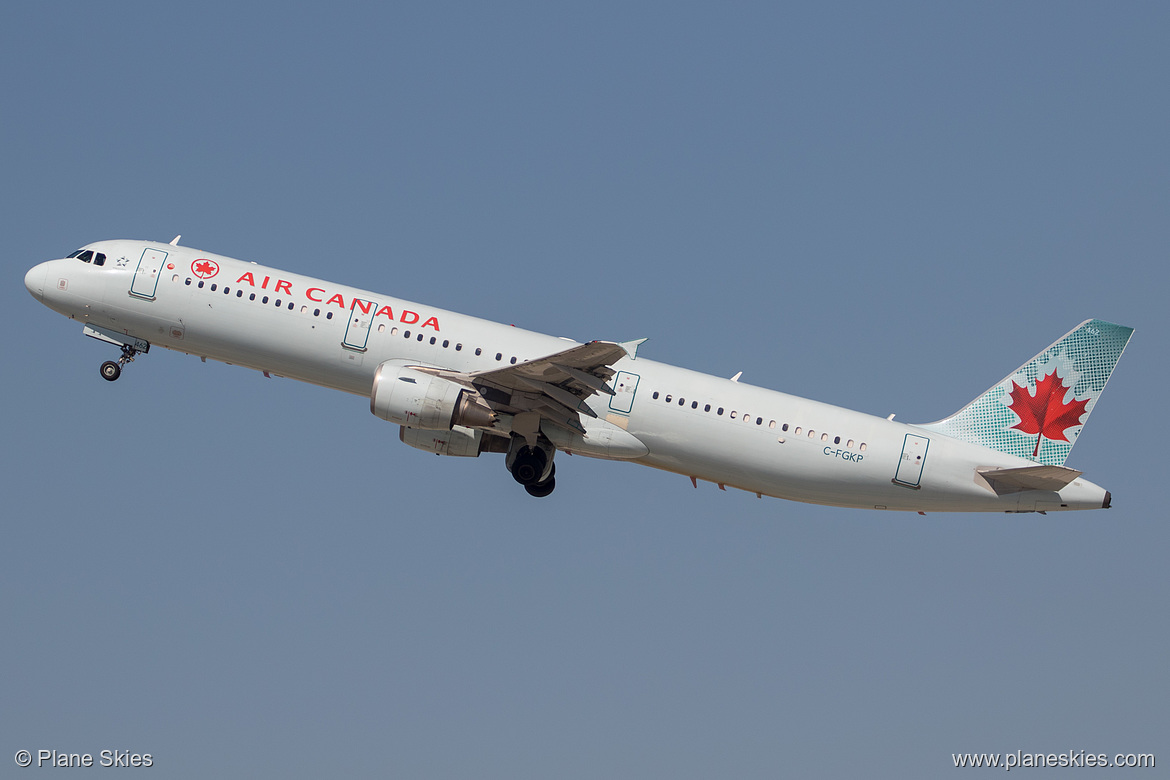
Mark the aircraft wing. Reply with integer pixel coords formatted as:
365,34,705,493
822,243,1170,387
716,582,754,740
411,340,635,435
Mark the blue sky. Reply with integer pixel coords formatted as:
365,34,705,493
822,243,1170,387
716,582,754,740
2,3,1166,777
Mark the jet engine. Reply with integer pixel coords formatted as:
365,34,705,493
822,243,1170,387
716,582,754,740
371,363,496,430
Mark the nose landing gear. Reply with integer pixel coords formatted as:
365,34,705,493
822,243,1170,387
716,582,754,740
83,325,149,382
99,345,138,381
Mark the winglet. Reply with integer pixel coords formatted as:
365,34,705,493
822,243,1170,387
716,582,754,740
619,338,648,359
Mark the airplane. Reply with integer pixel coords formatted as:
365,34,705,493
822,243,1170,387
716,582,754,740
24,237,1133,511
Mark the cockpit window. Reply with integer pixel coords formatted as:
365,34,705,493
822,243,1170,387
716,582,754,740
67,249,106,266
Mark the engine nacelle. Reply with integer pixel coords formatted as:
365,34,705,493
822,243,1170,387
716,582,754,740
371,363,496,430
400,425,483,457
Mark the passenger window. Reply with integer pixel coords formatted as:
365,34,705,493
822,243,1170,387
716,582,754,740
454,342,461,350
717,407,724,415
691,401,698,409
756,417,763,425
769,420,776,429
429,336,436,345
185,278,192,286
808,430,816,438
821,433,829,442
326,312,333,320
730,411,737,419
794,427,802,435
834,436,840,444
287,303,294,310
510,356,517,364
417,334,423,341
665,395,672,403
198,281,205,288
404,330,411,338
249,293,256,301
652,391,660,400
704,404,711,412
301,305,308,313
442,340,449,348
782,423,789,432
475,348,482,356
678,397,685,406
847,439,854,448
496,353,503,361
210,284,217,291
377,324,386,332
314,309,321,316
238,290,245,298
859,443,867,452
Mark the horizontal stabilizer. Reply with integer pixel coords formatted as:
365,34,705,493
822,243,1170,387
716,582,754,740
977,465,1083,495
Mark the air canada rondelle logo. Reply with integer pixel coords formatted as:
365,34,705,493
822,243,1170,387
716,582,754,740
192,259,220,279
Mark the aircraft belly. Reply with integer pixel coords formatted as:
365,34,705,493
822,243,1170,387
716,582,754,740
115,289,371,395
631,412,880,505
630,407,1098,511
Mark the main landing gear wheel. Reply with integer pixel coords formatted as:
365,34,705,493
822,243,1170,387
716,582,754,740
525,475,556,498
524,464,556,498
510,446,549,486
506,438,557,497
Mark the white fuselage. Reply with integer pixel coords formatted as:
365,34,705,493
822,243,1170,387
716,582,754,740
25,239,1111,512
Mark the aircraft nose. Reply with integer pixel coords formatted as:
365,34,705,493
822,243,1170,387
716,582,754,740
24,263,47,301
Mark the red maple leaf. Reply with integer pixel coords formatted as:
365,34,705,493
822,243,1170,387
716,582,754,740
1006,371,1090,457
193,259,218,278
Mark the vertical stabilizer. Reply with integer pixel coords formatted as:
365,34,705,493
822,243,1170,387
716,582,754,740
918,319,1133,466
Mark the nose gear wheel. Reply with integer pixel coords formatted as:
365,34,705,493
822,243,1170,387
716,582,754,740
99,344,139,382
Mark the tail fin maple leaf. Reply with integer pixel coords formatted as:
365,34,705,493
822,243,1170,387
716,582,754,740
1007,371,1091,458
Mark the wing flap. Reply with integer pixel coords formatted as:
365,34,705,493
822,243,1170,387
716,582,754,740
552,363,616,395
473,340,630,389
406,340,634,434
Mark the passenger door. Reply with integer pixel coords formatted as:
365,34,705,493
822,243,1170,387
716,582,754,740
893,433,930,487
129,248,167,300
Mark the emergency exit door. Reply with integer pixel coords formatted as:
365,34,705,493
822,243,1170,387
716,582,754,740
609,371,640,414
343,299,377,350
